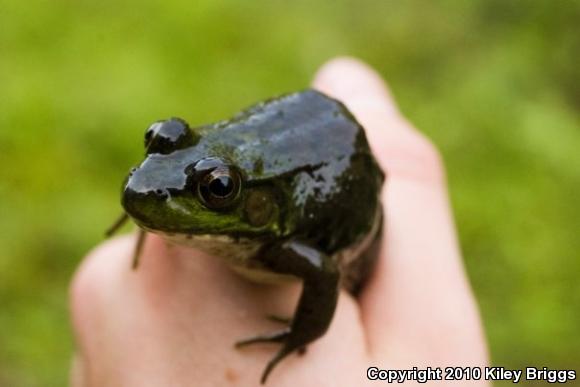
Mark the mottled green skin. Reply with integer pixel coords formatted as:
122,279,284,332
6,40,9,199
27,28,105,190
121,89,384,383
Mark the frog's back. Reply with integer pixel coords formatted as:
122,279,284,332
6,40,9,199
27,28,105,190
199,90,384,254
197,90,365,180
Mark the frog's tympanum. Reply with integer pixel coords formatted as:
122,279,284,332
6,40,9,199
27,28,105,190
109,89,385,383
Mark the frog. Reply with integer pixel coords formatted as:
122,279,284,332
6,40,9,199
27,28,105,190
107,89,385,384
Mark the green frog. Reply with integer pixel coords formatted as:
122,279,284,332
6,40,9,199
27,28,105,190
108,89,385,383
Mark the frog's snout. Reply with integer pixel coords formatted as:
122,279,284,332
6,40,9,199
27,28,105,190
121,168,172,227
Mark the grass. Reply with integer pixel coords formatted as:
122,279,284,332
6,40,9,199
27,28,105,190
0,1,579,385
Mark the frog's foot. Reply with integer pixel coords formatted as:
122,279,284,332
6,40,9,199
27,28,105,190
105,212,129,237
258,341,307,383
265,314,292,324
260,345,294,384
248,241,340,384
131,229,147,270
235,328,290,348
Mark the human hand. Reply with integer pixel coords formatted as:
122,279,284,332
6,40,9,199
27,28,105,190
70,57,490,386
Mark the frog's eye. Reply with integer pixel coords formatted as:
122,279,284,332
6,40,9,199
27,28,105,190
197,167,242,209
145,117,195,154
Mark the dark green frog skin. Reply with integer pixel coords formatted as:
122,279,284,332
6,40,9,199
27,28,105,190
120,89,385,383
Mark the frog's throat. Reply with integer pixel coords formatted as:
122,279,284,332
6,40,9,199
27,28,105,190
151,231,297,284
148,204,382,287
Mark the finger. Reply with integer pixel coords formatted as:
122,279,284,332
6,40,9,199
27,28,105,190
69,234,280,385
70,233,369,385
312,57,488,365
69,353,85,387
313,56,442,182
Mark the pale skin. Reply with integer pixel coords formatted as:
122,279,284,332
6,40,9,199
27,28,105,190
70,57,490,386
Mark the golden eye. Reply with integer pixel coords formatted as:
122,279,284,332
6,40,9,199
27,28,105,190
197,167,241,209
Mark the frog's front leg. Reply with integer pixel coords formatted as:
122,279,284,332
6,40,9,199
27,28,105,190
236,240,339,384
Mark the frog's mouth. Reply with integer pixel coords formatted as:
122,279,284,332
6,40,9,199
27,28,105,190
120,188,169,230
154,230,298,284
105,206,182,236
119,152,197,229
120,172,199,233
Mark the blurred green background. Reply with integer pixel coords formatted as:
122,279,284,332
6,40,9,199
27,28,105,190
1,0,579,385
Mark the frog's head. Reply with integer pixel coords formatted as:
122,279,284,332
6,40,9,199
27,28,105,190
121,118,280,238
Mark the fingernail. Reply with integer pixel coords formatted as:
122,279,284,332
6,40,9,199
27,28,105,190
312,56,398,117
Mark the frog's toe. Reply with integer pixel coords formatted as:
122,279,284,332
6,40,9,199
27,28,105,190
260,345,294,384
265,314,292,324
235,328,290,348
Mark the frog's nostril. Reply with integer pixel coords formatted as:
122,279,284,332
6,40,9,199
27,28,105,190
154,188,170,199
